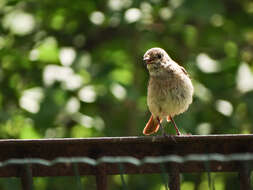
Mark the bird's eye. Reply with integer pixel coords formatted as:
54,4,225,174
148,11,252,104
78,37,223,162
157,54,162,59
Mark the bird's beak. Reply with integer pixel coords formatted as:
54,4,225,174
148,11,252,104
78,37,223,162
143,57,152,65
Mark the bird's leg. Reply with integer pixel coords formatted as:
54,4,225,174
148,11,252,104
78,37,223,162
169,116,181,136
157,117,165,136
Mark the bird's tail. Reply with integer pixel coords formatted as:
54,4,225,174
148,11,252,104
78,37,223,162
143,115,162,135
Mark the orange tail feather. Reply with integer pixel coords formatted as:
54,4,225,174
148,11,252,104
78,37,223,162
143,115,162,135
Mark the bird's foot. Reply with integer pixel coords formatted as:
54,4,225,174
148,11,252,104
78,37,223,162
161,133,177,143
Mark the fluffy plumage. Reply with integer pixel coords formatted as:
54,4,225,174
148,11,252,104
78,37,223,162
143,47,194,135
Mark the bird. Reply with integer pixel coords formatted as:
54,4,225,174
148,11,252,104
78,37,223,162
143,47,194,136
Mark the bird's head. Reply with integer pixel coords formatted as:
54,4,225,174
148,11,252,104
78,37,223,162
143,47,171,76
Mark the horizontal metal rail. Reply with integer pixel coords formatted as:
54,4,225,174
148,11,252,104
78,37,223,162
0,135,252,190
0,135,252,176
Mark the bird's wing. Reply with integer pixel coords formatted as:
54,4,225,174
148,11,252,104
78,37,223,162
180,66,188,76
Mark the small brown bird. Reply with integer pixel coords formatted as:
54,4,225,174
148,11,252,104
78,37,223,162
143,47,194,135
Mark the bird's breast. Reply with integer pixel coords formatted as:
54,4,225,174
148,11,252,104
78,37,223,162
147,75,193,117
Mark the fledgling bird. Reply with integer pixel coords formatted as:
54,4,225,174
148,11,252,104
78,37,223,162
143,47,194,135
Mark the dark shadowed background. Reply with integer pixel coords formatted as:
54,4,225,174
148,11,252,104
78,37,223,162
0,0,253,189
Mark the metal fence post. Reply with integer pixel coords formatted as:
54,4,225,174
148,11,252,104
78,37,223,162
169,163,180,190
20,164,34,190
96,165,107,190
239,167,251,190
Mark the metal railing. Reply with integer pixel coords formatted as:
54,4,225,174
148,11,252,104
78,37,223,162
0,135,252,190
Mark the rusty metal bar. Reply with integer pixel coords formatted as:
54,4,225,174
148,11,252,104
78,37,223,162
0,135,251,177
169,163,180,190
96,165,107,190
239,165,251,190
20,165,34,190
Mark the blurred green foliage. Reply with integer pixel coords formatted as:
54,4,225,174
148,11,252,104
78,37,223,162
1,0,253,189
